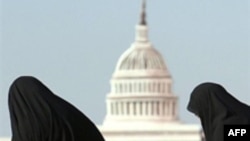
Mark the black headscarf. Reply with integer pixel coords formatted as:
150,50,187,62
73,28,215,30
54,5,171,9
187,82,250,141
8,76,105,141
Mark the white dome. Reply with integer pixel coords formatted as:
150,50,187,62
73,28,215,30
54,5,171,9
113,46,171,78
117,46,166,70
113,24,171,78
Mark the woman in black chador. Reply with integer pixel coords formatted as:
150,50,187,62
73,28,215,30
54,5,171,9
8,76,105,141
187,82,250,141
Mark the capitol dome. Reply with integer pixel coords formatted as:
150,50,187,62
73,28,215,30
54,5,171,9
117,45,167,71
113,11,171,78
103,0,178,124
99,1,202,140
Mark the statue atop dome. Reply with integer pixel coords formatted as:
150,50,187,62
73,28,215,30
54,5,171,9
140,0,147,25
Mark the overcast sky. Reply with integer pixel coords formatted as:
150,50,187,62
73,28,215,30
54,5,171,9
1,0,249,136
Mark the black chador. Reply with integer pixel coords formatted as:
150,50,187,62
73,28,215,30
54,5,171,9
8,76,105,141
187,82,250,141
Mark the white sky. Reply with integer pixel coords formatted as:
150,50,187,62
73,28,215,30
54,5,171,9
1,0,249,136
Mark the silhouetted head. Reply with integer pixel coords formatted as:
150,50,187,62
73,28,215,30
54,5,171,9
187,82,227,116
187,82,250,141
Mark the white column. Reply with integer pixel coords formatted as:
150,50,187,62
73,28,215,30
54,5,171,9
124,82,127,93
159,101,163,116
161,82,164,94
137,102,141,116
144,82,147,93
157,82,160,94
142,101,146,116
162,101,165,116
120,83,123,94
155,101,158,115
148,101,152,116
134,82,137,93
126,101,130,115
152,82,155,93
148,82,151,92
130,101,133,117
114,102,118,116
165,100,169,117
129,83,132,93
140,102,143,115
169,100,173,119
152,101,156,116
123,101,127,116
118,102,122,116
138,82,141,93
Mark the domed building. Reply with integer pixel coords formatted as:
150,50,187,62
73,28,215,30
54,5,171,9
97,1,202,141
